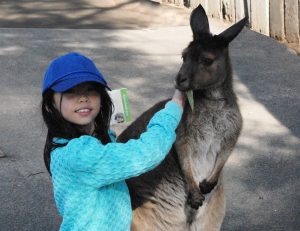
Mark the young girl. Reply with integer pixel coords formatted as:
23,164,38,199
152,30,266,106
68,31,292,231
41,52,185,231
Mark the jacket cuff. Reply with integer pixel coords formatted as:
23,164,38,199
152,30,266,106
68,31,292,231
165,101,183,122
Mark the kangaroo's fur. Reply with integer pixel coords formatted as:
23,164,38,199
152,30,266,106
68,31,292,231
117,5,246,231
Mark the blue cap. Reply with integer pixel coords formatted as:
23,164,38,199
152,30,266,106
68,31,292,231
42,52,110,95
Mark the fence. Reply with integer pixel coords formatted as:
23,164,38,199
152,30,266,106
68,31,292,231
158,0,300,43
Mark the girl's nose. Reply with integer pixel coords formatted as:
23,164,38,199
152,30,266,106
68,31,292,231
78,94,89,103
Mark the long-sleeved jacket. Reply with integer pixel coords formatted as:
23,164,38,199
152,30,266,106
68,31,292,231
50,101,183,231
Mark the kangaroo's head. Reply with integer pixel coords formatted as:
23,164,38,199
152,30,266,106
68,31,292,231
176,5,247,91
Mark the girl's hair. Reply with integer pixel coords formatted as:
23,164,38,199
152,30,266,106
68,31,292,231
42,82,114,174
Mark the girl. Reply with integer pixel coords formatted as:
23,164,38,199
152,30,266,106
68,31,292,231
41,52,185,231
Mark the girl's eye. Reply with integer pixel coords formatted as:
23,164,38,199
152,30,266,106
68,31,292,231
201,57,214,66
65,88,97,94
87,88,99,95
87,87,97,92
65,89,75,94
63,92,76,99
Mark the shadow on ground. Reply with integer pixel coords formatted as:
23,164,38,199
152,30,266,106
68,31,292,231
0,20,299,231
232,30,300,139
221,29,300,231
0,0,190,29
0,27,188,230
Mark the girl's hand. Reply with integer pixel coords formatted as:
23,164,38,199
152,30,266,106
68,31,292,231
171,89,186,109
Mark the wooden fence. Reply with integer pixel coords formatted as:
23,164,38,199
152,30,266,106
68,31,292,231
157,0,300,43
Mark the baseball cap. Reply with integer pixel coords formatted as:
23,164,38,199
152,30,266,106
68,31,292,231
42,52,110,95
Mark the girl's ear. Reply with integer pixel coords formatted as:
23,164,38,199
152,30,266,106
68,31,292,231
52,98,58,111
45,105,52,113
52,93,62,112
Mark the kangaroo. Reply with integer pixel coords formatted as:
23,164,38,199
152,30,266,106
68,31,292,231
117,5,246,231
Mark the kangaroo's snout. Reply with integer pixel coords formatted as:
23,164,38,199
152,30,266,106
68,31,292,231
176,73,190,91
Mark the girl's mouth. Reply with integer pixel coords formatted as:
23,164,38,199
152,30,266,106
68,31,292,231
75,108,92,116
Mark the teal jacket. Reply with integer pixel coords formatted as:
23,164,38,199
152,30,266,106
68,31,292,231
50,101,183,231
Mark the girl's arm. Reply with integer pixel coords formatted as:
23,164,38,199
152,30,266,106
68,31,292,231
51,100,183,188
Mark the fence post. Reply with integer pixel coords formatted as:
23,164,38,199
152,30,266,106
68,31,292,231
235,0,245,22
221,0,236,22
189,0,207,9
235,0,251,24
250,0,269,35
285,0,299,43
174,0,184,6
207,0,221,19
269,0,285,41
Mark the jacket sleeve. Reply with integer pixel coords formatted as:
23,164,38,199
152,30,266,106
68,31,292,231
56,101,183,188
108,129,117,143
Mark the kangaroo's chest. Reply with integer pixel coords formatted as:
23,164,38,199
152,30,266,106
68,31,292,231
179,104,235,180
187,106,229,143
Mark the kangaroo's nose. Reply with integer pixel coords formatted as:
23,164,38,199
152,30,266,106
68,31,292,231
176,73,190,90
176,74,188,85
179,77,188,83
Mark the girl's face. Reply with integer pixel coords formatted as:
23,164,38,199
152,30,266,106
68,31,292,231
53,83,101,134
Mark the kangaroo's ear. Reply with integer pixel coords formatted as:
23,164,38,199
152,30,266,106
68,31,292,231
190,4,210,39
218,17,247,44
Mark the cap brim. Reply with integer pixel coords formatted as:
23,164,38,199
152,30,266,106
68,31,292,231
50,73,111,92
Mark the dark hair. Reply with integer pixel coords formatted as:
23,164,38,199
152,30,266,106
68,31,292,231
41,82,114,175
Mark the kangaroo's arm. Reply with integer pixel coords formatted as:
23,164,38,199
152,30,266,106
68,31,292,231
175,139,205,210
200,111,243,194
199,148,231,194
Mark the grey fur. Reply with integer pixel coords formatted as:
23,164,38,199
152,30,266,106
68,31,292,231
117,5,246,231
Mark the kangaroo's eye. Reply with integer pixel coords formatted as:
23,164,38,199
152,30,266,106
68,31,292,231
201,57,214,66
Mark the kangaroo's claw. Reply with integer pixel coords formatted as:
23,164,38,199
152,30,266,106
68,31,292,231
199,179,217,194
187,190,205,210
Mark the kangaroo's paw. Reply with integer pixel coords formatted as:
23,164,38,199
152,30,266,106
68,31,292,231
199,179,218,195
187,190,205,210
